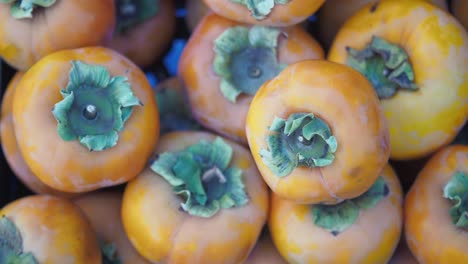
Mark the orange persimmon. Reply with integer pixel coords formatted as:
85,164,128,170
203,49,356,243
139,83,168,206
244,231,287,264
0,72,75,198
246,60,389,204
318,0,448,49
12,46,159,193
105,0,176,68
203,0,324,27
122,131,269,263
269,164,403,264
179,13,324,145
452,0,468,30
74,191,151,264
405,145,468,263
328,0,468,160
0,0,115,71
0,195,101,263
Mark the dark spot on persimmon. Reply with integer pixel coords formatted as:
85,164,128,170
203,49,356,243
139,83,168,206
331,230,339,236
383,184,389,196
370,2,379,13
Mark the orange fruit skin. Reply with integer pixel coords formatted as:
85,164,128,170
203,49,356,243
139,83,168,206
179,13,324,145
246,60,390,204
328,0,468,160
12,46,159,193
405,145,468,263
0,0,116,71
269,164,403,264
0,195,102,264
203,0,325,27
122,131,269,264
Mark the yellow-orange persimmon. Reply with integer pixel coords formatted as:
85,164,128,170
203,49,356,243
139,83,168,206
105,0,176,68
405,145,468,263
318,0,448,49
0,72,75,198
0,0,115,71
74,191,151,264
122,131,269,263
269,164,403,264
0,195,101,263
12,46,159,193
203,0,324,27
246,60,389,204
328,0,468,160
179,13,324,145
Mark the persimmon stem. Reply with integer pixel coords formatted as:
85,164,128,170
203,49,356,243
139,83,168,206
260,113,337,177
1,0,57,19
115,0,159,34
230,0,290,20
346,36,418,99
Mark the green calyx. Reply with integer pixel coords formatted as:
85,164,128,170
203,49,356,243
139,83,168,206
115,0,159,34
213,25,287,103
151,137,249,218
260,113,338,178
443,171,468,229
312,177,389,236
52,60,142,152
0,216,38,264
155,87,200,134
346,36,418,99
0,0,56,19
100,241,122,264
230,0,290,20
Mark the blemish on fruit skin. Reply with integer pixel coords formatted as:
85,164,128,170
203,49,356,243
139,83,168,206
370,2,379,13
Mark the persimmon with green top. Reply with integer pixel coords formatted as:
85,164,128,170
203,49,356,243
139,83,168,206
328,0,468,160
0,0,115,71
179,13,324,145
12,47,159,193
405,145,468,263
269,164,403,264
122,131,268,263
203,0,325,27
246,60,389,204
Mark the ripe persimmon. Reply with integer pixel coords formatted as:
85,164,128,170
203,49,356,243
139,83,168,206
203,0,325,27
179,13,324,145
0,195,101,263
122,131,269,263
269,164,403,264
328,0,468,160
0,0,115,71
246,60,389,204
405,145,468,263
12,46,159,193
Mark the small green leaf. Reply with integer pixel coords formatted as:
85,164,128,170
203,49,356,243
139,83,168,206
172,153,207,206
220,80,242,103
0,216,38,264
115,0,160,34
151,152,185,186
213,27,250,55
249,26,281,48
260,134,297,177
229,0,290,20
100,241,122,264
443,171,468,228
52,91,77,141
78,130,119,152
352,177,388,209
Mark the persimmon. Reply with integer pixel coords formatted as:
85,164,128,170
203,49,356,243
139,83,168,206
269,164,403,264
74,191,150,264
122,131,269,263
186,0,212,32
179,13,324,144
12,46,159,193
328,0,468,160
203,0,325,27
318,0,448,49
0,195,101,263
452,0,468,30
244,231,287,264
154,77,200,135
246,60,389,204
0,72,75,197
0,0,115,71
105,0,176,68
405,144,468,263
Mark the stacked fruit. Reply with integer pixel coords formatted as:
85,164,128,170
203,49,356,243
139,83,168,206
0,0,466,263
